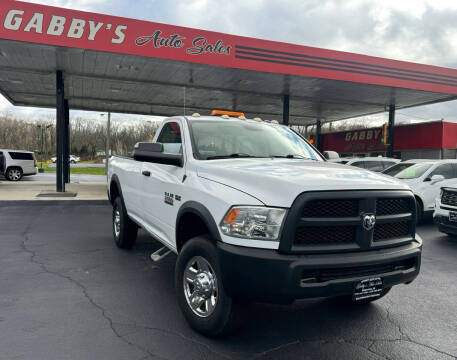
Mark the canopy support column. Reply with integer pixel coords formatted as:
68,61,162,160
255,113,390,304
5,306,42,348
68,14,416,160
56,70,65,193
315,118,322,151
282,95,289,126
63,99,70,184
105,112,111,177
387,104,395,157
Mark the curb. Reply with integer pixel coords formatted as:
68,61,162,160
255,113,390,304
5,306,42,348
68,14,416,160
0,200,110,206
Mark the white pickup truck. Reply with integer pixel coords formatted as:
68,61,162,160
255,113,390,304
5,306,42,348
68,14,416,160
108,114,422,336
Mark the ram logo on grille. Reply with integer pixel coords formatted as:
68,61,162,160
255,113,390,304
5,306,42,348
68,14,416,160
362,213,376,231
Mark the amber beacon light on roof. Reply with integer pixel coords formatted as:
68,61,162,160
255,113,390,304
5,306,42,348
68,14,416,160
210,110,245,117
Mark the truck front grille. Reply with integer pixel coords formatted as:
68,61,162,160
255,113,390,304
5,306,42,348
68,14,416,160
373,221,409,241
282,190,416,254
295,226,356,245
442,189,457,207
376,198,410,215
301,257,417,283
301,199,358,218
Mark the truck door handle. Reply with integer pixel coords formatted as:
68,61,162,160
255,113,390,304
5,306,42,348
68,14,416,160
142,170,151,177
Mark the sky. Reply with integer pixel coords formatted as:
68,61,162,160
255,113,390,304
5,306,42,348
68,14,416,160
2,0,457,125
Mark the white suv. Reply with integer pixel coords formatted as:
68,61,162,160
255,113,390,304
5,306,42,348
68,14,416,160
0,149,38,181
394,160,457,220
434,183,457,236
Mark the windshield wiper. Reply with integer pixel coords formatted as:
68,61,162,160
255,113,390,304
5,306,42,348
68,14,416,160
270,154,317,160
206,153,259,160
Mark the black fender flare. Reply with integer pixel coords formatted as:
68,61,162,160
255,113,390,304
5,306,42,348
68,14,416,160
176,201,222,245
109,174,124,204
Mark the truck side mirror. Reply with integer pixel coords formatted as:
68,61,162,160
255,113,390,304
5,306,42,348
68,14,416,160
430,174,445,184
323,151,340,161
133,142,183,167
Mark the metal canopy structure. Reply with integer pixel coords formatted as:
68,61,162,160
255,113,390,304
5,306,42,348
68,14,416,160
1,0,457,192
1,39,456,124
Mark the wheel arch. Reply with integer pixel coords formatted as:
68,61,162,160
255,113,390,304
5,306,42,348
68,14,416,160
6,165,23,173
109,174,123,204
176,201,222,252
414,194,424,211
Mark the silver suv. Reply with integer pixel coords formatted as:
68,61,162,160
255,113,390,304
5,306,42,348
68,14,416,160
0,149,38,181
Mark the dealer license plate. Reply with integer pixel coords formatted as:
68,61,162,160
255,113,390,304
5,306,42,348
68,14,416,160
353,277,383,301
449,212,457,223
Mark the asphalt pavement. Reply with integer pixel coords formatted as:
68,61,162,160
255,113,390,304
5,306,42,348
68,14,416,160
1,203,456,360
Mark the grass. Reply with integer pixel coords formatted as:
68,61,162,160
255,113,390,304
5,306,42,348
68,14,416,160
37,162,106,176
44,167,106,175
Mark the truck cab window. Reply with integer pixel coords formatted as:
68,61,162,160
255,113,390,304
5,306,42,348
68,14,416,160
157,122,182,154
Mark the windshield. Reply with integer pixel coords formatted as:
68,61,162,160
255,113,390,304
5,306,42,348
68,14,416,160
189,120,322,161
394,163,432,179
382,163,415,176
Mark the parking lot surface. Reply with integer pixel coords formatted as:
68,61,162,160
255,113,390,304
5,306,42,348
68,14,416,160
1,203,456,360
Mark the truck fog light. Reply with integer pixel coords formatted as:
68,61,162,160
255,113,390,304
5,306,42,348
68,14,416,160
220,206,287,240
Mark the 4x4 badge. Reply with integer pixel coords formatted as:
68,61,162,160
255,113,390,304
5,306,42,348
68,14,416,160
362,214,376,231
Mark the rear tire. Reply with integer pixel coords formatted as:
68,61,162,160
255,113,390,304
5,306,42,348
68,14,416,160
112,196,138,249
175,237,240,337
6,167,23,181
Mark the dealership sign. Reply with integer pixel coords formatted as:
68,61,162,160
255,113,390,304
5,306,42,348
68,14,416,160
1,0,457,95
1,7,232,57
322,128,387,153
345,129,381,142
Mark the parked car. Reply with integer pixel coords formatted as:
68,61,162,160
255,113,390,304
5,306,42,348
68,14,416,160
433,183,457,237
394,160,457,221
108,114,422,336
51,155,81,164
0,149,37,181
382,159,430,177
344,157,400,172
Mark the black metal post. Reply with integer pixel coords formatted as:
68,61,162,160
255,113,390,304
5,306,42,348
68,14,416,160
63,99,70,184
56,71,65,192
282,94,290,126
387,104,395,157
315,119,322,151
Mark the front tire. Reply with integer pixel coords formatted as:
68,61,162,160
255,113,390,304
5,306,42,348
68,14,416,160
112,196,138,249
175,237,239,337
6,167,23,181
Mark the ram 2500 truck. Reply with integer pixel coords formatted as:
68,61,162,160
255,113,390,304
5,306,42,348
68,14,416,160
108,114,422,336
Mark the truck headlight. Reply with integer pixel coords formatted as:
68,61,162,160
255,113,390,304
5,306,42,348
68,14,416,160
220,206,287,240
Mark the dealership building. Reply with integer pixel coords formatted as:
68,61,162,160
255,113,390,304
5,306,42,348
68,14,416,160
321,120,457,160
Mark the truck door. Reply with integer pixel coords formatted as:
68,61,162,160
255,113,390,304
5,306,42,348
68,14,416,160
140,120,186,249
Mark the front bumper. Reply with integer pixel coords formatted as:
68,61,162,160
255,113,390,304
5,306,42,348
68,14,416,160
433,200,457,235
217,236,422,304
23,167,38,176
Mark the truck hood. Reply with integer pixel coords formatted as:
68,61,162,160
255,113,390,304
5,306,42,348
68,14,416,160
196,159,411,207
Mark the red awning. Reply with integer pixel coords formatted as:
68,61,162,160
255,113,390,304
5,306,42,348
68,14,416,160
0,0,457,124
